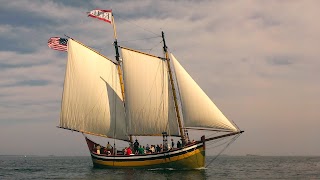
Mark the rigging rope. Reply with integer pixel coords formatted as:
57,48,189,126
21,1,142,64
205,134,241,168
118,36,161,43
113,14,158,36
148,40,164,54
206,133,232,147
113,14,163,55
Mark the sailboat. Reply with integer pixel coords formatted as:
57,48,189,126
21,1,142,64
49,10,243,169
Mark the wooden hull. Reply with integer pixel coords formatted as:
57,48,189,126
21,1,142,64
86,138,205,169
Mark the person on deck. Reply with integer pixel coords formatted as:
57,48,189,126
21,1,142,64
138,145,145,154
171,139,175,149
150,145,155,153
143,146,147,154
96,144,101,154
133,139,139,154
106,142,112,151
146,144,150,152
126,147,132,155
177,140,181,148
156,144,161,153
187,139,191,145
123,147,127,155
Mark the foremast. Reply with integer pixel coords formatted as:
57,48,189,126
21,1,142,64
161,31,186,144
111,13,133,144
111,14,125,104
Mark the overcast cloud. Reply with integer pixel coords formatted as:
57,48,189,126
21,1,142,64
0,0,319,156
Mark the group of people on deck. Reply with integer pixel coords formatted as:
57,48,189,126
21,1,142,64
94,142,113,155
94,138,196,156
123,139,180,155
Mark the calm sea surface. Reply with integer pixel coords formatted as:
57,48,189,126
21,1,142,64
0,156,319,179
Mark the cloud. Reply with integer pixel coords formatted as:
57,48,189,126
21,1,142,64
1,0,82,21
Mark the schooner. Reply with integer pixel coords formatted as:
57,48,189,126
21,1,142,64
48,9,243,169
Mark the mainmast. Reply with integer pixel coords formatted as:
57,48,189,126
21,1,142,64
161,31,186,144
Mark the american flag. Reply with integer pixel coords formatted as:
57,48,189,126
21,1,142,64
48,37,68,51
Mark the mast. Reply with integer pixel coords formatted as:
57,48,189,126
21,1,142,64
111,13,133,145
161,31,186,144
111,14,125,102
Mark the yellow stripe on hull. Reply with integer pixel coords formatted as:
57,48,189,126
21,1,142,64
92,147,205,169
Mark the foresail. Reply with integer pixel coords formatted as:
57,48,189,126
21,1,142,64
121,48,180,136
171,54,238,132
60,39,128,141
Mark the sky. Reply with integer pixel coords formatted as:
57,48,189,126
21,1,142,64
0,0,319,156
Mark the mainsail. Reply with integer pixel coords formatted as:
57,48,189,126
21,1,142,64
121,47,180,136
60,39,128,141
171,54,238,132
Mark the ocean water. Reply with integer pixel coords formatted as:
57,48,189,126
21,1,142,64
0,156,319,180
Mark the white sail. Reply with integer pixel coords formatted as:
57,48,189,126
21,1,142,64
121,48,180,136
167,76,180,136
171,54,237,132
60,39,128,141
